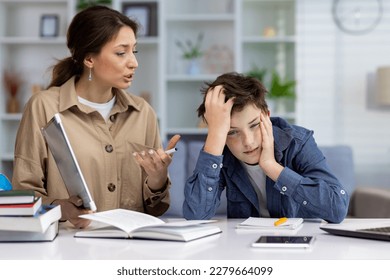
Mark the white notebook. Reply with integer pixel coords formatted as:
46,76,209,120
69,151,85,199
236,217,304,230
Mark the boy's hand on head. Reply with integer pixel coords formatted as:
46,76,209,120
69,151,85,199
259,113,283,181
203,85,234,155
204,85,234,133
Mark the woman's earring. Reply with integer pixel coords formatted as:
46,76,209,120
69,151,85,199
88,68,92,81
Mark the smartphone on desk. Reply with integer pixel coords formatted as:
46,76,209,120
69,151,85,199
251,236,315,248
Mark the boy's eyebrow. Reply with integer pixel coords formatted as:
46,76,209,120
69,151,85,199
230,117,259,129
248,117,259,124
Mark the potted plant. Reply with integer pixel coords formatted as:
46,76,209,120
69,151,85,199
77,0,112,10
246,66,296,114
268,71,296,99
246,66,267,83
175,32,204,75
267,71,296,114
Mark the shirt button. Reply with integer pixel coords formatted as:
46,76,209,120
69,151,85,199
109,115,116,122
303,201,308,205
212,163,218,169
107,183,116,192
281,186,287,192
207,187,213,192
340,190,346,195
105,144,113,153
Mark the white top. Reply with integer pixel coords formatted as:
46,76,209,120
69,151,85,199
241,162,270,217
78,95,116,121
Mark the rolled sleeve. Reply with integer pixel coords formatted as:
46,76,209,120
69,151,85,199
143,178,170,216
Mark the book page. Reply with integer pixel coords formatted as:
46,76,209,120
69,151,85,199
131,224,222,242
79,209,165,234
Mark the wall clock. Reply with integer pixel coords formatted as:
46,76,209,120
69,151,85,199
332,0,383,35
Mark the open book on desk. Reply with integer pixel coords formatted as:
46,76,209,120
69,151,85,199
236,217,303,233
75,209,222,242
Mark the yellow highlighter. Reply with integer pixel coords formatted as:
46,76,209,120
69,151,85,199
274,217,288,226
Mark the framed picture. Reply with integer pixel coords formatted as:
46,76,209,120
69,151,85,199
40,14,59,37
122,2,158,37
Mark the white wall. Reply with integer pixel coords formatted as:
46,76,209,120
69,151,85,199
296,0,390,188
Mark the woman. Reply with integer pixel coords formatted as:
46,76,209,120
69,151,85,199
12,6,179,228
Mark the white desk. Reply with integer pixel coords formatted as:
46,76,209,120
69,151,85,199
1,218,390,260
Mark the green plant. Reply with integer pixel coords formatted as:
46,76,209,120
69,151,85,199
246,66,267,83
175,32,204,59
246,66,296,99
77,0,112,10
268,71,296,99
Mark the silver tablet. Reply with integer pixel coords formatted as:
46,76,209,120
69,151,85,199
41,113,97,211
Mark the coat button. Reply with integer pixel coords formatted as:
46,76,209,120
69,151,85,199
105,144,113,153
340,190,346,195
109,115,116,122
303,201,308,205
212,163,218,169
107,183,116,192
282,186,287,192
207,187,213,192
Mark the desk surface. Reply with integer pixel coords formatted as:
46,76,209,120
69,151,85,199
1,218,390,260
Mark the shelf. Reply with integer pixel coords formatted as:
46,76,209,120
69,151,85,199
0,113,23,121
242,36,295,43
167,127,208,135
0,153,14,161
166,14,235,22
0,36,67,44
0,0,67,3
167,74,218,82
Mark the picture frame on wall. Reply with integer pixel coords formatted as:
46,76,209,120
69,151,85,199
40,14,59,37
122,2,158,37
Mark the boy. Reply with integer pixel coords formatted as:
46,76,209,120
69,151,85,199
183,72,348,223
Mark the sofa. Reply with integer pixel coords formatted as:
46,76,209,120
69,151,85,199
163,141,390,219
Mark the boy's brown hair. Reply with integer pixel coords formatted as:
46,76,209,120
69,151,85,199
197,72,269,122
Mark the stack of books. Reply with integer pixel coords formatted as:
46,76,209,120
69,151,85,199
0,190,61,242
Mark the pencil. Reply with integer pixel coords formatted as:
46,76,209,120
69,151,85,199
274,217,288,226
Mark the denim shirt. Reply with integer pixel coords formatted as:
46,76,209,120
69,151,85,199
183,117,349,223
